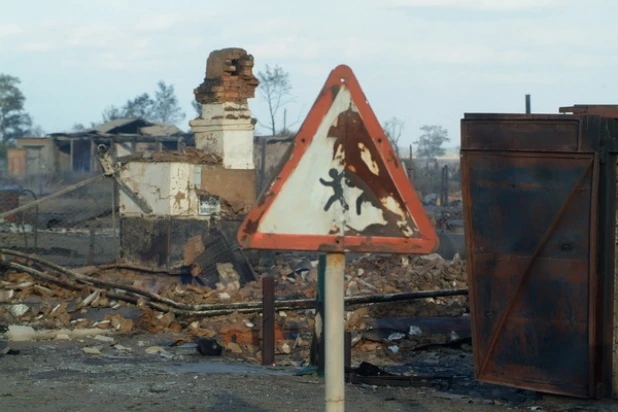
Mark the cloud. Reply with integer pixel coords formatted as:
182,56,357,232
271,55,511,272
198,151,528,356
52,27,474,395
20,40,59,52
135,13,195,32
247,36,323,61
383,0,560,10
0,24,23,38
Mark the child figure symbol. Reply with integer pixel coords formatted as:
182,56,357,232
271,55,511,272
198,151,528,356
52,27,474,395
319,168,349,212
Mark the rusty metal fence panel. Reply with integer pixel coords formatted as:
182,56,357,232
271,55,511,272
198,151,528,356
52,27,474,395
460,114,616,398
0,174,119,267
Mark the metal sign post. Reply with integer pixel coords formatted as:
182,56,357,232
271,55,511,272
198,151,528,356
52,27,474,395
237,65,439,411
324,252,345,411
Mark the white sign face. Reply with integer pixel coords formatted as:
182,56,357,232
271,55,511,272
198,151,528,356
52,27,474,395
258,85,418,239
238,64,438,254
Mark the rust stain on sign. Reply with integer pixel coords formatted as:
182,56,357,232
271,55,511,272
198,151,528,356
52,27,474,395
236,65,438,254
328,109,419,238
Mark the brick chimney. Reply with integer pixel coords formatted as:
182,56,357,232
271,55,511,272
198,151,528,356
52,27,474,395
190,48,259,170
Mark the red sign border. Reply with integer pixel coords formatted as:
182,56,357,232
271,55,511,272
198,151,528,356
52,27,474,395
237,65,439,254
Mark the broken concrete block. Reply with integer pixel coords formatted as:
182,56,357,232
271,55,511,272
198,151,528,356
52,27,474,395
216,263,240,291
6,325,36,342
55,333,71,341
8,304,29,318
0,290,14,303
81,347,102,355
93,335,115,343
145,346,165,354
408,326,423,336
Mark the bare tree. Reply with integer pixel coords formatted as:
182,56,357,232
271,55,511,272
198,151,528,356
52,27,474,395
383,117,405,157
101,105,123,123
257,65,293,136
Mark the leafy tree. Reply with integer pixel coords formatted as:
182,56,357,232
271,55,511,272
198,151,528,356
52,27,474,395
152,81,185,124
123,93,155,120
415,125,450,159
192,100,202,117
99,81,186,126
383,117,405,157
257,65,293,136
0,74,33,143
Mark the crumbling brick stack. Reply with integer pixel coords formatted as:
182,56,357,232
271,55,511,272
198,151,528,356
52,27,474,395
194,48,259,105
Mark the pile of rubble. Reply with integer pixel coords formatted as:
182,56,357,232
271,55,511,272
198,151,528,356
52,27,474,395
0,251,468,366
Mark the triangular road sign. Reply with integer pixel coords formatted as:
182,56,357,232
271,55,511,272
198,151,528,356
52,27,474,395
238,65,438,254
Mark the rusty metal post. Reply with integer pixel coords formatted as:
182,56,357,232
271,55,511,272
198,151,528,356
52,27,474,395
112,178,118,260
344,331,351,370
111,178,116,234
88,226,95,266
325,252,345,412
262,275,276,366
441,165,449,206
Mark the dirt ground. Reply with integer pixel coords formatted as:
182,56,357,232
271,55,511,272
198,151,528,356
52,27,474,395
1,333,618,412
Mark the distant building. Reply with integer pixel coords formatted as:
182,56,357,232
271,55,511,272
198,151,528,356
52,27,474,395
8,118,193,179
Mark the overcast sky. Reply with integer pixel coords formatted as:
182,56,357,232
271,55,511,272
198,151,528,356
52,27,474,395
2,0,618,147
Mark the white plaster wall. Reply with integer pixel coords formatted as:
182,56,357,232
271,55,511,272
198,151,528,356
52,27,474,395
119,162,171,216
190,102,255,170
222,129,254,169
119,161,201,217
168,162,199,216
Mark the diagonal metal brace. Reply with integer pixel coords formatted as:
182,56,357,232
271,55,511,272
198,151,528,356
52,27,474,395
479,159,594,377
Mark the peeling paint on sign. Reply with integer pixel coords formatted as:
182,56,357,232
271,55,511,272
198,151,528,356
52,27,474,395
237,65,438,254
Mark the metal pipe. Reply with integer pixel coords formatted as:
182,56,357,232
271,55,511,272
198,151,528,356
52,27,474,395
262,276,276,366
0,248,468,316
325,252,345,412
525,94,531,114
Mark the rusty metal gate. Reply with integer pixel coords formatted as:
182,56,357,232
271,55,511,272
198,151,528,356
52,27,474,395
461,114,617,398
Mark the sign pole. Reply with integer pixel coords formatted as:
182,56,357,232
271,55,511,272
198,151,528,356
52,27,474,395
325,252,345,412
